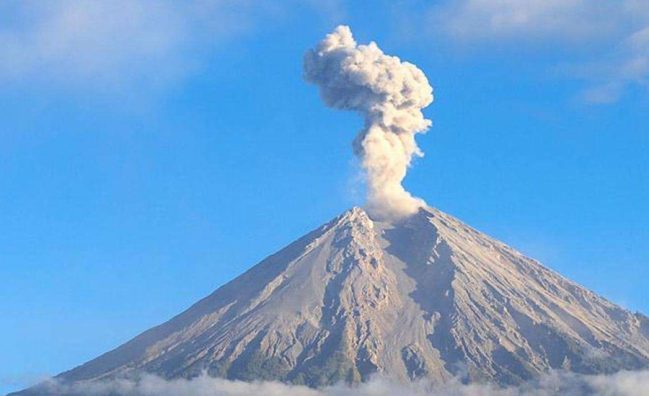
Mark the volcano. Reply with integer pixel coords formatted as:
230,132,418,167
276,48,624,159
13,207,649,394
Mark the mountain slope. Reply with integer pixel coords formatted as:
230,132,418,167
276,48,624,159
13,207,649,394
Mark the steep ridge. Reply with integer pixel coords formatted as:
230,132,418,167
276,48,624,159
13,208,649,394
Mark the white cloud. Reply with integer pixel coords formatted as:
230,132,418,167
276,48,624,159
430,0,649,102
0,0,340,92
23,370,649,396
433,0,642,43
579,26,649,103
0,1,189,90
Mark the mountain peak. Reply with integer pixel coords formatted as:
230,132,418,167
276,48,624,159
13,208,649,394
334,206,374,229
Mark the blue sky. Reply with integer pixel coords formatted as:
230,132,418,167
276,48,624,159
1,1,648,393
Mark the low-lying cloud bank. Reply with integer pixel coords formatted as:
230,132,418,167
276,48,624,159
25,370,649,396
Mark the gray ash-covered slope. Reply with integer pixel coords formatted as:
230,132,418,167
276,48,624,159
14,207,649,394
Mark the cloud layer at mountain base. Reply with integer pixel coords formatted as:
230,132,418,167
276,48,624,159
25,370,649,396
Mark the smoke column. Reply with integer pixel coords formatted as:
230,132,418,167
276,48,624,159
304,26,433,221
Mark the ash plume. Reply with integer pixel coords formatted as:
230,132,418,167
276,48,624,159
304,25,433,220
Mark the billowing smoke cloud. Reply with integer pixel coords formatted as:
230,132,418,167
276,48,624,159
304,26,433,221
24,370,649,396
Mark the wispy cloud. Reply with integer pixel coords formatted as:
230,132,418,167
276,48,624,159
582,26,649,103
0,0,341,93
21,370,649,396
434,0,626,43
1,0,195,90
428,0,649,103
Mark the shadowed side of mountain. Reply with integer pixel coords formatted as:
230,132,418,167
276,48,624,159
391,208,649,384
